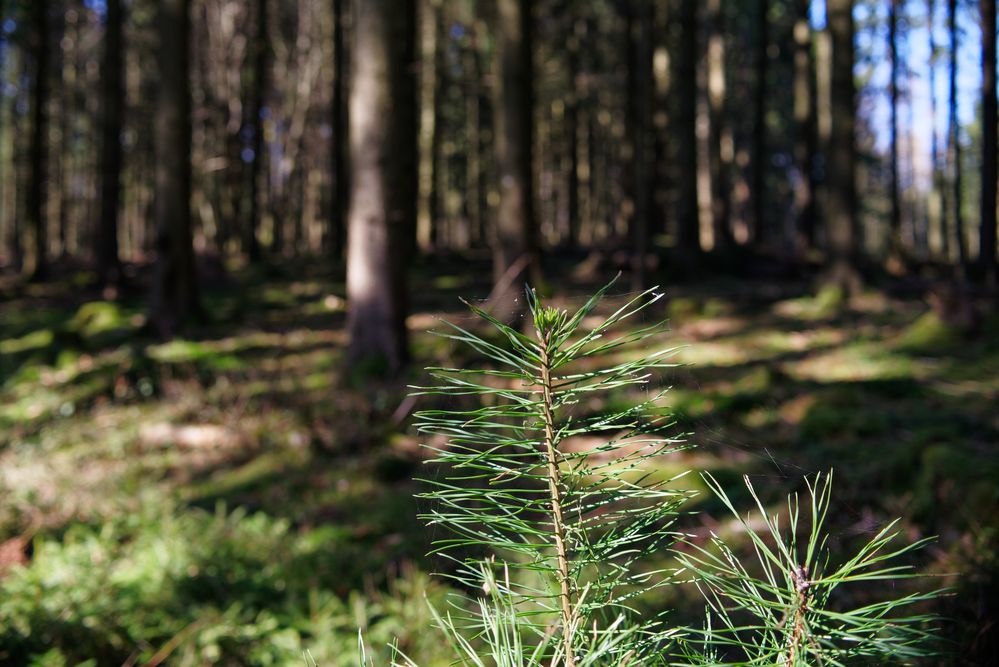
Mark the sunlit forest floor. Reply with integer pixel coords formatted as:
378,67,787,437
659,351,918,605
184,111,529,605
1,256,997,665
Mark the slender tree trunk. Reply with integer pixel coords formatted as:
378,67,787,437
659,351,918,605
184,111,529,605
927,0,946,259
751,0,769,247
705,0,732,252
0,0,6,267
331,0,348,259
979,0,997,284
150,0,199,338
427,0,446,251
565,19,582,247
246,0,268,262
491,0,537,317
792,0,816,253
464,33,483,246
626,0,654,288
345,0,416,373
98,0,124,288
888,0,903,257
28,2,49,280
674,0,700,259
947,0,967,269
825,0,860,291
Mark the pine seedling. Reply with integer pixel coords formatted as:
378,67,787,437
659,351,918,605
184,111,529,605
674,472,943,665
412,279,691,664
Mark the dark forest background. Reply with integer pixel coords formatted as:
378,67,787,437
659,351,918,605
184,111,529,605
0,0,997,664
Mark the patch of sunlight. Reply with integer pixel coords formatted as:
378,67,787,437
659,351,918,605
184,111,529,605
68,301,135,340
433,274,469,290
784,343,913,382
181,449,309,503
0,328,54,355
671,340,752,367
772,285,845,321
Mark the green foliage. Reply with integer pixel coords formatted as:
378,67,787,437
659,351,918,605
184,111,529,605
0,504,455,666
675,473,942,665
413,280,689,662
402,279,943,666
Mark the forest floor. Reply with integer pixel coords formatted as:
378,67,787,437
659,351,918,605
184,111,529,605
0,255,997,665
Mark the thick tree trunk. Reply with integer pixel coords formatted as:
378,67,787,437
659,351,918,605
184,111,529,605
331,0,348,259
491,0,537,317
150,0,199,338
751,0,769,247
979,0,997,284
792,0,816,252
345,0,417,373
97,0,124,288
824,0,860,291
28,2,49,280
674,0,700,259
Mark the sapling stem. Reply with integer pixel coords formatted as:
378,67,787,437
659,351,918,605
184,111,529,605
538,321,576,667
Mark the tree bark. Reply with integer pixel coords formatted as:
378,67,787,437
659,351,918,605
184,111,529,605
927,0,947,259
98,0,125,288
246,0,269,262
824,0,860,291
674,0,700,260
150,0,199,338
331,0,348,259
888,0,902,257
703,0,733,253
491,0,537,317
979,0,997,284
751,0,769,247
28,2,49,280
565,19,582,247
345,0,417,374
947,0,967,269
792,0,816,252
626,0,654,288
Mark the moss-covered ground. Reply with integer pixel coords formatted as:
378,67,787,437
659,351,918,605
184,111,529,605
1,257,995,664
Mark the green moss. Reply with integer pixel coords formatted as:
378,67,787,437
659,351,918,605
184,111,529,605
67,301,135,348
896,311,963,354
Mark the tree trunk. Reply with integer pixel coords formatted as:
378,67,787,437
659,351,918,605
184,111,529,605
331,0,348,259
28,2,49,280
626,0,654,288
824,0,860,291
565,19,582,247
888,0,902,257
751,0,769,247
927,0,947,259
97,0,124,288
246,0,269,262
947,0,967,269
150,0,199,338
704,0,733,252
427,0,445,251
0,0,6,268
979,0,997,284
345,0,417,374
792,0,816,252
674,0,700,260
491,0,537,317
